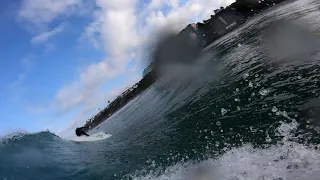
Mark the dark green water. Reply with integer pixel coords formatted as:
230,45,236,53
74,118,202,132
1,0,320,179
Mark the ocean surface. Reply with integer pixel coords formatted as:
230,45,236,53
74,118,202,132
2,0,320,179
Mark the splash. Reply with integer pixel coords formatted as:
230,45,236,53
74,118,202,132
124,117,320,180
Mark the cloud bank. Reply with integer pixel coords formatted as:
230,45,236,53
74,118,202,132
18,0,235,137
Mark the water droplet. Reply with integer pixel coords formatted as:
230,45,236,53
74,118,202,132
234,97,240,102
266,136,272,143
243,73,249,79
221,108,228,116
249,81,253,87
216,121,221,126
298,75,302,79
272,106,278,112
215,142,220,147
259,88,270,96
255,74,259,77
282,111,288,117
238,43,242,47
250,126,257,133
251,92,255,96
237,106,241,111
236,88,239,92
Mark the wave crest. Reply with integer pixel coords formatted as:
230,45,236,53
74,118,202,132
0,131,59,146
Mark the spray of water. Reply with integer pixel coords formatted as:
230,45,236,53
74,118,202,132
124,113,320,180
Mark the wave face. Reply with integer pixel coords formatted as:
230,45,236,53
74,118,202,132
2,0,320,179
0,132,84,179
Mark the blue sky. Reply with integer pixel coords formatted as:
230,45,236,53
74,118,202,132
0,0,234,139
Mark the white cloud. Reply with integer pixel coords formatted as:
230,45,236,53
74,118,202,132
53,0,236,137
82,0,140,66
54,60,122,112
81,0,229,88
148,0,180,10
18,0,91,52
81,61,122,88
144,0,236,32
148,0,167,10
55,0,140,113
30,23,65,44
18,0,83,26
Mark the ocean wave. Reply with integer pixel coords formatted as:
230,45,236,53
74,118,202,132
0,131,60,147
0,131,85,180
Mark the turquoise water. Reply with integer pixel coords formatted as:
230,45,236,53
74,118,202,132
1,0,320,179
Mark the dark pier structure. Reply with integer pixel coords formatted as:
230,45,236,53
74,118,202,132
80,0,288,132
